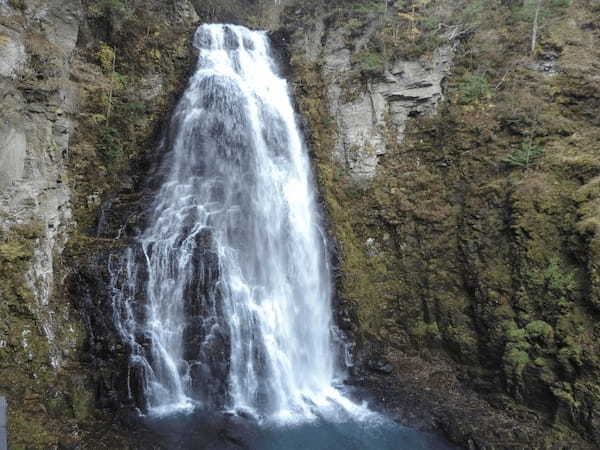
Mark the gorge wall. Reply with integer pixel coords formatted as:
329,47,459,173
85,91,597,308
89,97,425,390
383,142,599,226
1,0,600,448
0,0,200,446
281,0,600,448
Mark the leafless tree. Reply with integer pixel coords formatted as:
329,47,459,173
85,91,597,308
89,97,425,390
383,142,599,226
530,0,542,55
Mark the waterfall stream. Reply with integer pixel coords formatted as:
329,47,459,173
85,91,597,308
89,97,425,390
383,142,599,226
111,23,360,422
109,24,454,449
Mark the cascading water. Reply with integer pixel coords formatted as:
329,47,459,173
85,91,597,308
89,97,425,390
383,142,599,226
110,23,455,449
111,23,359,422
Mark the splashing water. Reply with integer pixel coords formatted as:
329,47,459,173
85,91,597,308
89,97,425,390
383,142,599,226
110,24,370,423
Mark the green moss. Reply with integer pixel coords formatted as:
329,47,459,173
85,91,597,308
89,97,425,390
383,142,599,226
557,341,583,373
504,349,530,376
70,379,94,421
0,0,200,446
526,320,554,344
0,223,77,447
71,0,197,230
446,325,479,362
0,240,31,262
506,327,527,343
285,1,600,444
411,320,441,345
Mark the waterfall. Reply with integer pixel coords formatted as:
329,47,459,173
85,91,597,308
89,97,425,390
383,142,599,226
110,24,361,423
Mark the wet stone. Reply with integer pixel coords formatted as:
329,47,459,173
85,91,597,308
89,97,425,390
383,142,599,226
368,359,395,375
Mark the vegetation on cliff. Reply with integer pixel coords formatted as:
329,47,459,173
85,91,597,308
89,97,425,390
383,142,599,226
3,0,599,447
1,0,199,446
286,0,600,447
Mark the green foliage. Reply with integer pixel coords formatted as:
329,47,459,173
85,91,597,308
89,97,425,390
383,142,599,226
512,0,572,22
70,380,94,421
506,326,527,342
0,223,42,262
352,1,386,15
423,15,440,32
504,348,530,376
90,113,107,124
8,0,26,11
458,74,490,103
533,257,576,295
0,240,31,262
526,320,554,344
502,141,544,168
544,259,576,294
460,0,489,24
97,43,115,73
411,320,441,344
346,17,365,34
355,49,384,74
99,127,123,163
551,386,578,407
557,338,583,373
551,0,573,7
88,0,127,18
112,72,128,91
120,101,145,115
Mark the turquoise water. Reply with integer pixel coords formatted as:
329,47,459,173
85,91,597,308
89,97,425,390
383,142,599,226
142,411,456,449
256,418,454,450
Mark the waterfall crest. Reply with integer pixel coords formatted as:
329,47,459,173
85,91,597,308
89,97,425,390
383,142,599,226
110,24,363,423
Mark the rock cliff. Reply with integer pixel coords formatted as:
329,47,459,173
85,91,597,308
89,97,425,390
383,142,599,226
0,0,199,446
282,0,600,448
1,0,600,448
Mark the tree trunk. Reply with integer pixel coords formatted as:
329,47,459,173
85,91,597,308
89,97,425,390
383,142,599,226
382,0,390,74
531,0,542,56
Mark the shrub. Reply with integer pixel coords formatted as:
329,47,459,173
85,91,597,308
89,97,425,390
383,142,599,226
540,257,576,294
88,0,127,18
459,74,490,103
355,49,384,74
502,141,544,168
352,1,386,15
8,0,26,11
99,127,123,163
512,0,572,22
97,43,115,73
504,348,530,376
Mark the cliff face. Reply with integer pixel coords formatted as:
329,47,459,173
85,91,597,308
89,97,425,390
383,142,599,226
0,0,200,446
0,0,89,446
281,0,600,447
2,0,600,448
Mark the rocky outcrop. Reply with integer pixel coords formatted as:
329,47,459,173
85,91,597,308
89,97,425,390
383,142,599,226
0,0,90,446
0,0,201,446
0,0,80,358
293,8,453,180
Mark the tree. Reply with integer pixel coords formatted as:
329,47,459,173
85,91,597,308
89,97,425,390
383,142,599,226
512,0,572,56
530,0,542,55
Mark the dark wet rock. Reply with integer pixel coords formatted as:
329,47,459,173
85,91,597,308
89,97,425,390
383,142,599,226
368,358,395,375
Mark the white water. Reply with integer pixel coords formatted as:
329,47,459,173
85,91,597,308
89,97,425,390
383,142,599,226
111,24,369,423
